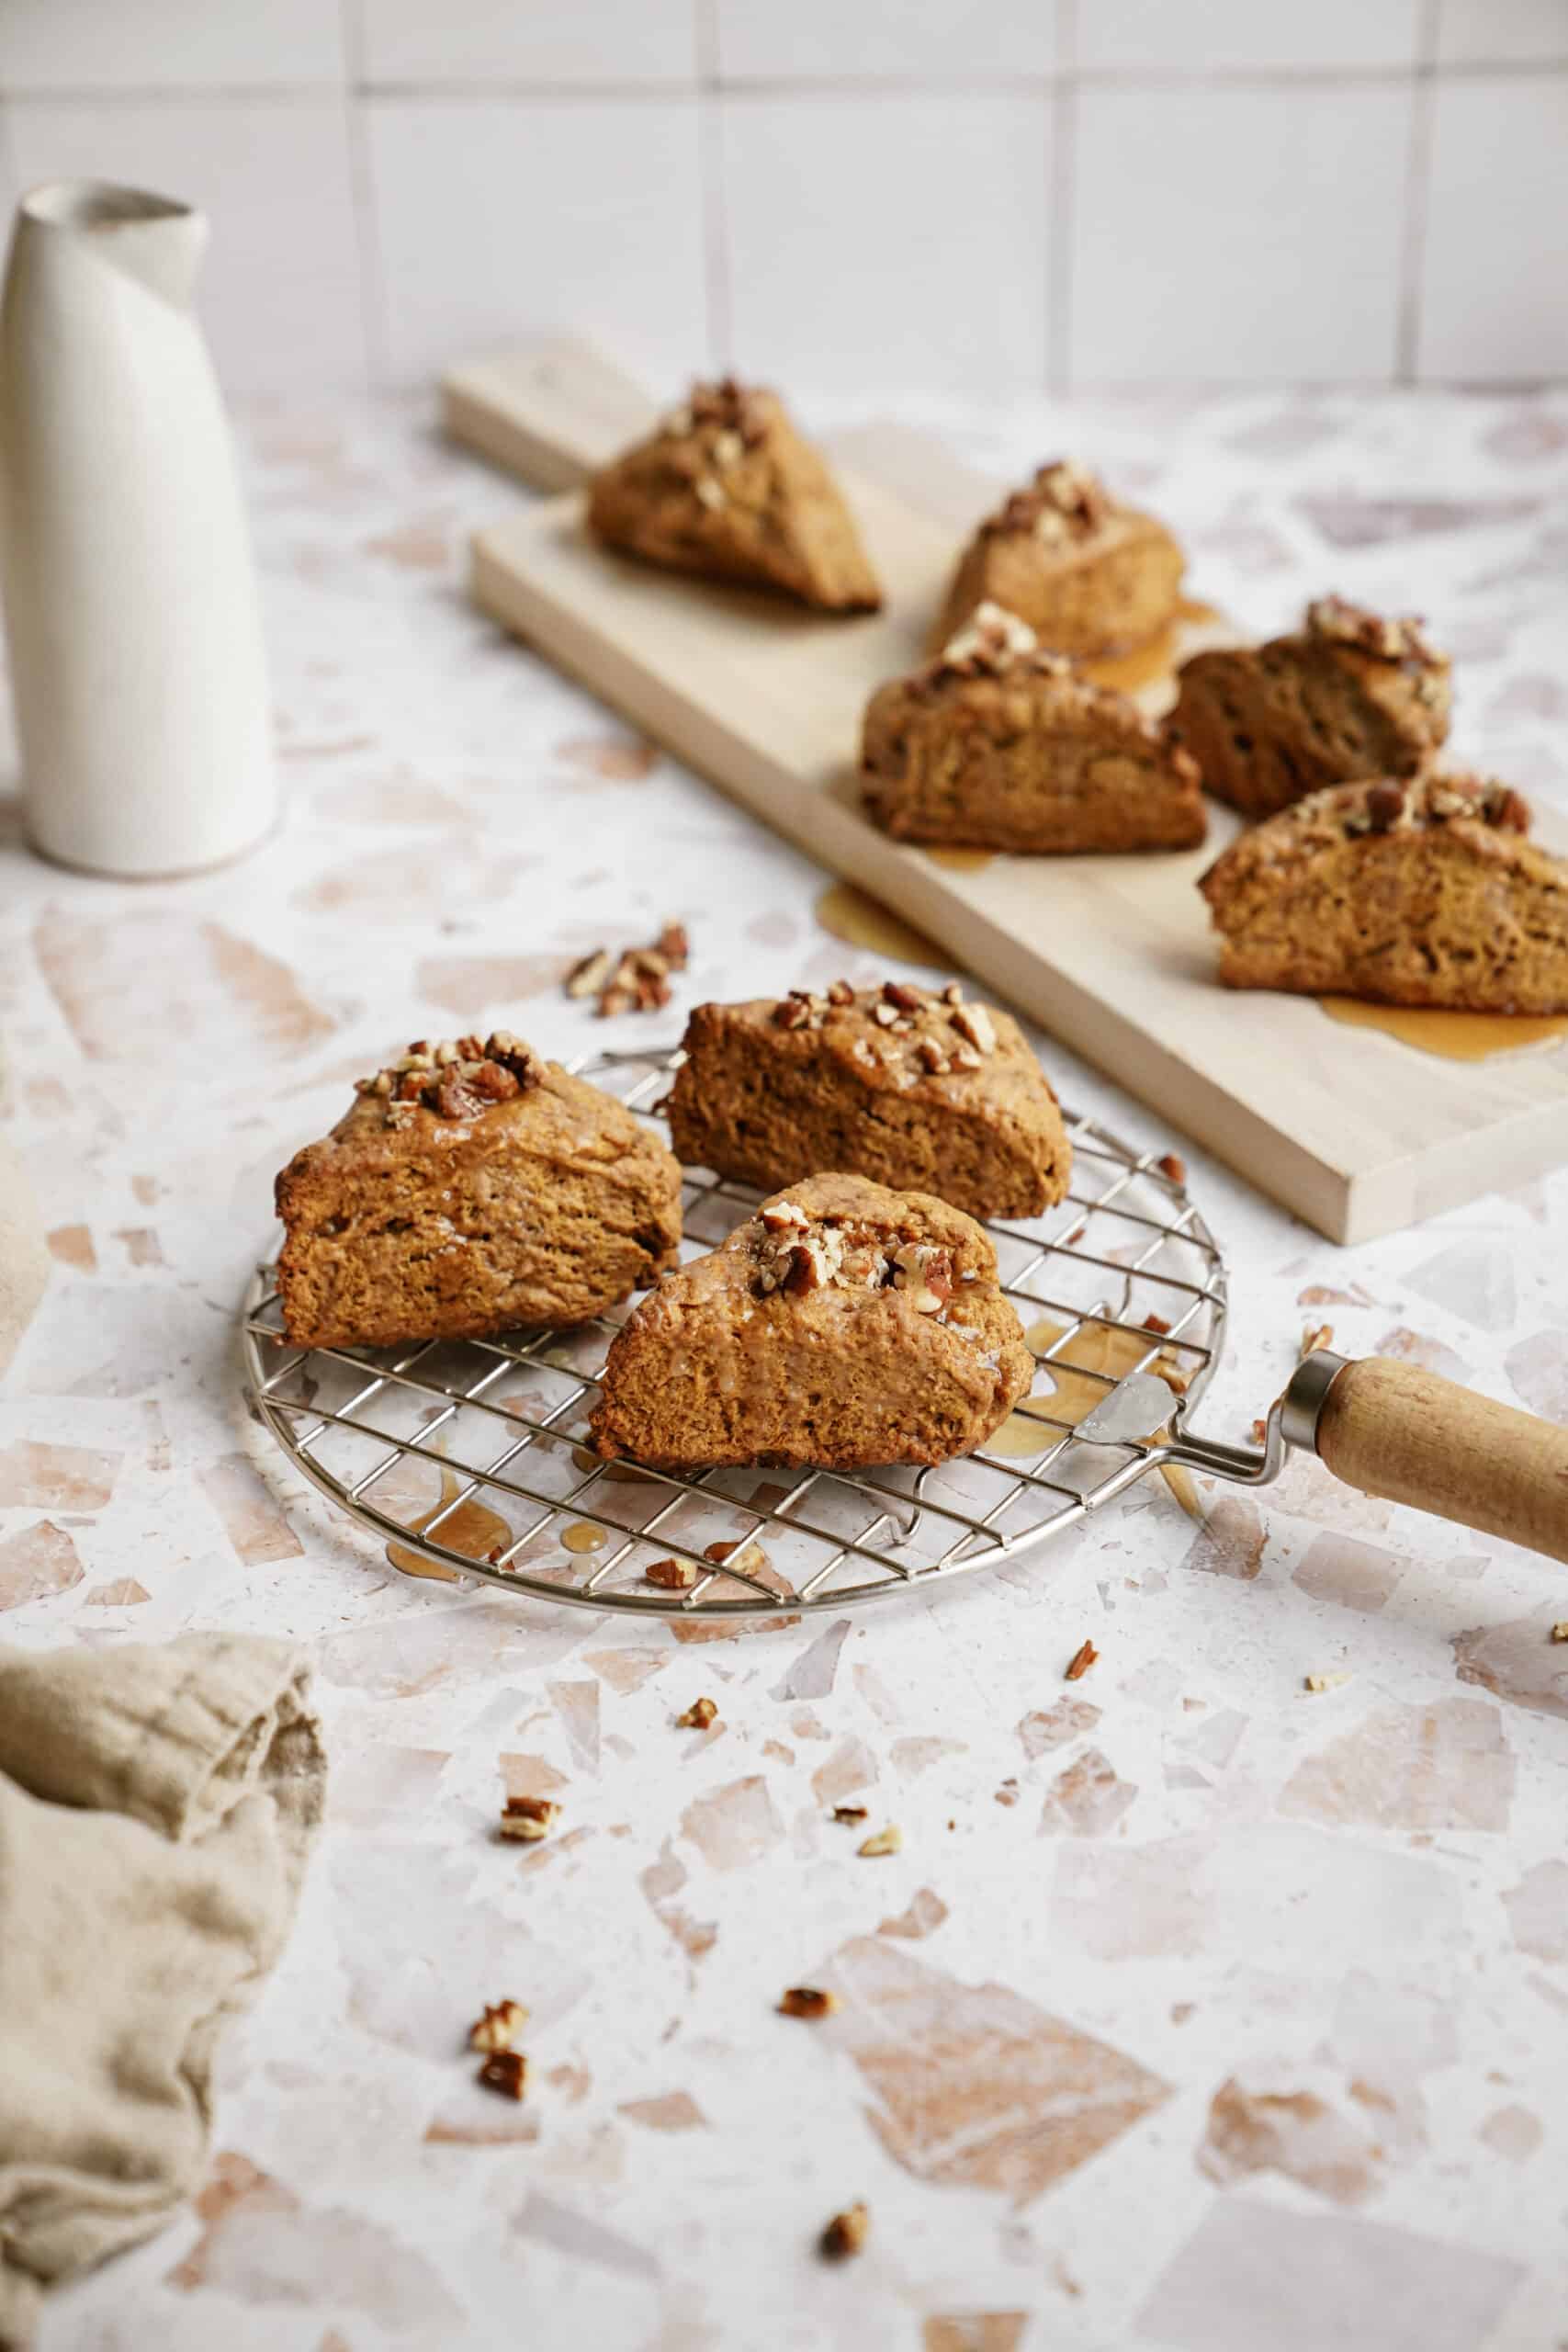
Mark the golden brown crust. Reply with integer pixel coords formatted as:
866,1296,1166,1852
665,979,1071,1220
1171,596,1451,820
931,459,1184,658
863,603,1204,853
275,1053,683,1349
586,377,881,615
589,1172,1033,1471
1198,771,1568,1010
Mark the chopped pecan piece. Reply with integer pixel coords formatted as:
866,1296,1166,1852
819,2202,870,2261
857,1824,902,1858
499,1794,560,1842
468,1998,528,2053
779,1985,839,2019
1155,1152,1185,1184
882,980,927,1012
677,1696,717,1730
566,947,614,1000
950,1001,995,1055
646,1556,697,1589
827,978,855,1006
831,1804,868,1824
1065,1638,1099,1682
477,2050,527,2100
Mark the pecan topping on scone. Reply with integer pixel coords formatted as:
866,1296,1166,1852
1306,594,1439,667
932,600,1064,682
662,375,772,451
752,1201,955,1314
987,457,1113,546
355,1032,541,1128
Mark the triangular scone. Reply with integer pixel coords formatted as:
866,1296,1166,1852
275,1033,682,1349
1199,772,1568,1010
863,602,1204,854
590,1173,1033,1471
586,377,882,614
666,977,1071,1220
1172,595,1451,820
931,458,1183,658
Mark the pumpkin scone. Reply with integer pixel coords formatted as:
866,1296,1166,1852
586,376,881,614
1199,772,1568,1010
863,602,1205,854
665,978,1071,1221
931,458,1183,658
590,1173,1033,1471
275,1033,683,1350
1171,594,1451,820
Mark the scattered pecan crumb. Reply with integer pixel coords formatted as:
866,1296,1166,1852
1065,1639,1099,1682
820,2203,870,2262
857,1824,902,1858
1552,1623,1568,1645
646,1556,697,1589
468,1998,528,2053
831,1804,868,1824
565,946,614,999
1251,1418,1269,1444
499,1794,559,1842
1302,1322,1335,1357
1304,1670,1351,1693
779,1985,839,2020
677,1696,717,1730
477,2050,527,2100
1155,1152,1186,1184
565,921,691,1017
1143,1313,1172,1335
994,1779,1020,1807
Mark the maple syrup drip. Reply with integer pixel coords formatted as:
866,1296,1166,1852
923,847,994,874
561,1520,607,1555
1079,598,1227,707
814,880,949,967
386,1467,513,1580
993,1315,1200,1514
1319,997,1568,1063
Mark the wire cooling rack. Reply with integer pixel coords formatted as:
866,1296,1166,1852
242,1045,1227,1616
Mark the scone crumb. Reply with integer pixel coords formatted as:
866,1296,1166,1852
499,1794,559,1842
1552,1623,1568,1645
779,1985,839,2019
646,1556,697,1590
477,2050,527,2101
857,1824,902,1858
677,1696,717,1730
820,2202,870,2261
468,1998,528,2053
1304,1670,1351,1693
1065,1638,1100,1682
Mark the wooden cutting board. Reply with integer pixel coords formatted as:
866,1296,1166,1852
444,338,1568,1245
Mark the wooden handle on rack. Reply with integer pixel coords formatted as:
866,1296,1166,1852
1315,1357,1568,1565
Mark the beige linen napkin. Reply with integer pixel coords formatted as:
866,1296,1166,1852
0,1633,325,2348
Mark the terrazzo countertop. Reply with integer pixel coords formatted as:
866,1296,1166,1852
3,384,1568,2352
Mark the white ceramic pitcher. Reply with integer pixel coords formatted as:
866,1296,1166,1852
0,180,276,876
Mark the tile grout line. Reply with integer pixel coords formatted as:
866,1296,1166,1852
1396,0,1442,385
337,0,388,391
1046,0,1078,399
693,0,732,374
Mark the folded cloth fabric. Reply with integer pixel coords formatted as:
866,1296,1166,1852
0,1633,325,2349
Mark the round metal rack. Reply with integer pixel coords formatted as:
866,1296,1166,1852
243,1045,1227,1616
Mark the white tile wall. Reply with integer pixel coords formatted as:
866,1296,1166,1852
1070,84,1414,383
0,0,1562,394
3,99,367,390
714,0,1058,84
1072,0,1421,75
1417,74,1568,379
359,0,697,89
720,94,1049,394
0,0,346,91
364,97,709,385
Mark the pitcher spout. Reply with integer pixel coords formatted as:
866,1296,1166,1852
18,179,208,307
